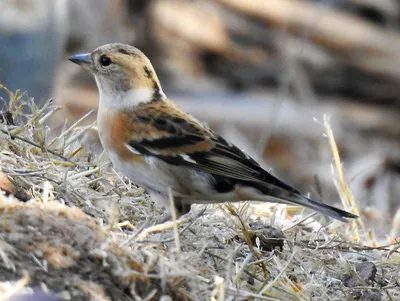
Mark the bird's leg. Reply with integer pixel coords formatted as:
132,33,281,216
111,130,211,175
174,197,192,216
153,197,191,225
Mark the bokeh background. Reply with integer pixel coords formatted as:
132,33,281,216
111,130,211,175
1,0,399,236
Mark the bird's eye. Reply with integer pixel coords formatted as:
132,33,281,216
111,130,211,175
99,55,112,67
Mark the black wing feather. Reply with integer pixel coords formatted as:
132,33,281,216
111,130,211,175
129,114,300,194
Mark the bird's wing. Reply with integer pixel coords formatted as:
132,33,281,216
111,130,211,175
126,100,301,194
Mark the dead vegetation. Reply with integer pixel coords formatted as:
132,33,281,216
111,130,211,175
1,87,400,300
1,2,400,300
51,0,400,238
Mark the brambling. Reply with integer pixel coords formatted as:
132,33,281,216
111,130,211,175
69,43,357,222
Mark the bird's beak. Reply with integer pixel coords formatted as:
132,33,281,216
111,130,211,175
69,53,93,71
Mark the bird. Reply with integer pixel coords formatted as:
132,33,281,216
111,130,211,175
69,43,357,222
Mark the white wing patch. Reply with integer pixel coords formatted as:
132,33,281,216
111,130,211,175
181,154,197,164
126,143,142,155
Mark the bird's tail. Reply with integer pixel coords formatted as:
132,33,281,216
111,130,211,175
254,184,358,222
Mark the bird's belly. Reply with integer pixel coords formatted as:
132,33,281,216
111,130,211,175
109,153,211,197
109,153,168,191
108,150,269,208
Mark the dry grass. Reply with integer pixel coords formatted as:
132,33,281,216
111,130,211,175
0,87,399,300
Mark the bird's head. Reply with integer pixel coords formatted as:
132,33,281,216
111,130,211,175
69,43,165,107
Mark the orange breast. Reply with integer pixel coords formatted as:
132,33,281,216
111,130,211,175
97,109,144,162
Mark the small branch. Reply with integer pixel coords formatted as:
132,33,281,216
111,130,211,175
0,128,78,166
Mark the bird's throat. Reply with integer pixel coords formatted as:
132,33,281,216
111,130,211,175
99,87,165,110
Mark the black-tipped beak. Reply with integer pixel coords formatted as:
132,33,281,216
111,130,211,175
69,53,92,69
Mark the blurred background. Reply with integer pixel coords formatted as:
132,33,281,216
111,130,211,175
0,0,399,236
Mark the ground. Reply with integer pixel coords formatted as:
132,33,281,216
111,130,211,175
0,92,399,301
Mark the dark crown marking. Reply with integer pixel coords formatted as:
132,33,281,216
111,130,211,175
150,80,164,102
143,66,153,79
118,48,130,55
